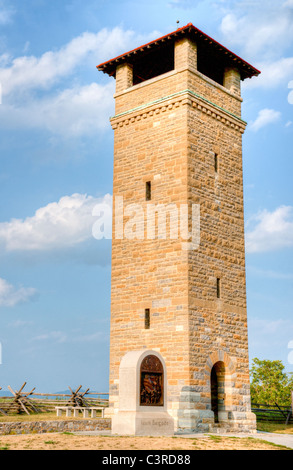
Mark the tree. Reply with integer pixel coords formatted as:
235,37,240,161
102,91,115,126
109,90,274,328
250,358,293,406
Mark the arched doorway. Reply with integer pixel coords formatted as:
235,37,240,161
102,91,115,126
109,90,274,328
210,361,226,424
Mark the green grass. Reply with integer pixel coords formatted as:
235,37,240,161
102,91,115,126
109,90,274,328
0,412,62,422
208,435,222,442
0,443,10,451
257,422,293,434
0,409,104,423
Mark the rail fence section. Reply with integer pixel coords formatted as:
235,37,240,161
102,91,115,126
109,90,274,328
1,383,292,425
252,403,293,424
0,385,109,416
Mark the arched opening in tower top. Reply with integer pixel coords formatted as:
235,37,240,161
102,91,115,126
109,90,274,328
131,38,227,88
133,42,175,86
197,41,224,86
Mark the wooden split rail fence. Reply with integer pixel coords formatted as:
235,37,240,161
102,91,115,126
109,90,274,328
252,391,293,424
252,403,293,424
3,384,292,424
0,383,109,416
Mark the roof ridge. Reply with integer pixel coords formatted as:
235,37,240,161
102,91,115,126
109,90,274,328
97,23,261,80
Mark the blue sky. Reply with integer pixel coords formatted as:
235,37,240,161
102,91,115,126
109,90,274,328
0,0,292,393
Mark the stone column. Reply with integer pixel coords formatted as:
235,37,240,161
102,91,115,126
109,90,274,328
175,37,197,72
224,67,241,97
115,63,133,94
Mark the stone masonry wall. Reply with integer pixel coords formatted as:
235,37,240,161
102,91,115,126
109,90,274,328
0,419,111,436
109,92,190,417
108,36,256,433
183,100,254,432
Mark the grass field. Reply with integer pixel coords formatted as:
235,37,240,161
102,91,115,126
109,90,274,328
257,422,293,434
0,433,291,451
0,410,104,422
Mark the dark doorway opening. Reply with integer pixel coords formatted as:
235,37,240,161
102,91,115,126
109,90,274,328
211,361,225,424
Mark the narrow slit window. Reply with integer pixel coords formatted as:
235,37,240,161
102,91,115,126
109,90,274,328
146,181,151,201
217,278,221,299
145,309,150,329
214,153,219,173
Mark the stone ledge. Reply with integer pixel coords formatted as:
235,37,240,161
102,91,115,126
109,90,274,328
110,89,246,133
0,418,111,436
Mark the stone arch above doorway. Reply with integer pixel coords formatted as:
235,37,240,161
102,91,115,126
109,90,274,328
201,350,256,433
205,351,237,376
205,351,237,425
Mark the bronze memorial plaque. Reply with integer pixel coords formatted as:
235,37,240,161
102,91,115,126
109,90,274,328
140,355,164,406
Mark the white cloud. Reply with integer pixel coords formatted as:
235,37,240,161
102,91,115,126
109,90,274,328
288,80,293,104
0,82,115,137
248,108,281,132
168,0,193,8
244,58,293,90
220,4,293,61
0,3,14,25
0,193,112,252
0,27,135,97
0,27,160,138
0,278,37,308
252,318,292,335
73,331,108,343
246,206,293,253
31,329,108,344
248,316,293,366
283,0,293,7
219,1,293,90
247,266,293,281
0,53,11,67
9,320,34,328
0,26,160,98
32,331,67,343
249,317,293,351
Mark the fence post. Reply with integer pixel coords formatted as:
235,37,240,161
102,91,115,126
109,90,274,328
285,391,293,425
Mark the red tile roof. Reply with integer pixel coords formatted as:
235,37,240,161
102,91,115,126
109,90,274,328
97,23,260,80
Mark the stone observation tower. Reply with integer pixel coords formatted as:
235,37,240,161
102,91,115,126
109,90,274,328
97,23,260,434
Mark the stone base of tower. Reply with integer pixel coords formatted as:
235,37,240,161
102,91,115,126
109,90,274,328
209,411,257,434
174,409,257,435
112,411,175,436
110,409,257,435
